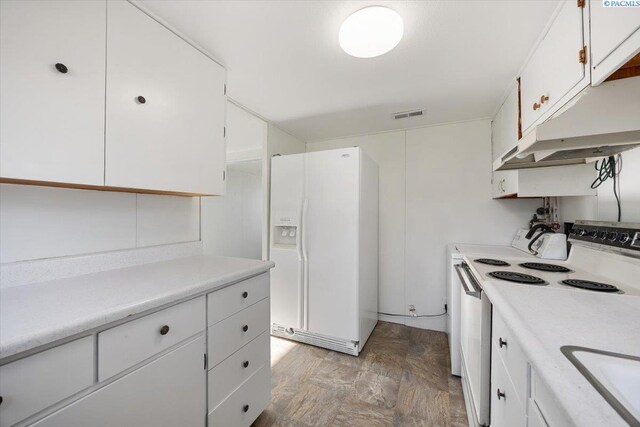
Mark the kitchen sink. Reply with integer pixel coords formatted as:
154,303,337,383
562,346,640,427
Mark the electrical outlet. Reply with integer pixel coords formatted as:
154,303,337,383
408,305,417,317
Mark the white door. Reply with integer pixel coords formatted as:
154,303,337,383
270,154,305,329
0,0,106,185
305,148,359,341
541,1,586,115
520,43,547,132
590,0,640,84
105,1,225,195
32,336,206,427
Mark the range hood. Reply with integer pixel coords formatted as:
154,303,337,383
494,76,640,171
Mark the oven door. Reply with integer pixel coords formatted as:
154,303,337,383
456,262,491,426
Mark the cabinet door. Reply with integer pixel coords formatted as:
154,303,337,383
520,43,547,132
105,1,226,195
32,336,206,427
490,345,526,427
0,0,106,185
492,171,518,199
520,1,588,133
590,0,640,84
492,84,519,162
541,1,587,114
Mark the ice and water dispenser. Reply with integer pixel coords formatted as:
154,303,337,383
272,211,298,248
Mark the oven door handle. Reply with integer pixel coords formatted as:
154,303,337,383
455,263,482,299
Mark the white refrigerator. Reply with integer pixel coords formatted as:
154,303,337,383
269,147,378,355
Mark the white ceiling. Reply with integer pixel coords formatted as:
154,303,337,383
141,0,560,142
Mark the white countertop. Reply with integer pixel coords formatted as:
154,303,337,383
0,255,274,360
483,280,640,427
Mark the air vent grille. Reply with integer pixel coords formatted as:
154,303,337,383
393,109,423,120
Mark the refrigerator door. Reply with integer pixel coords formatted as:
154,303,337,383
304,148,360,341
270,154,305,329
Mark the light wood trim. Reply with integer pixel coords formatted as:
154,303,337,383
517,77,523,140
605,53,640,82
0,178,213,197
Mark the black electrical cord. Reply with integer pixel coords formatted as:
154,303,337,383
378,305,447,318
591,155,622,222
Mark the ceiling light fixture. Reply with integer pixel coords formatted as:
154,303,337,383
339,6,404,58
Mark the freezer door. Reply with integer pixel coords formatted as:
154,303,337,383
305,148,360,341
270,154,305,329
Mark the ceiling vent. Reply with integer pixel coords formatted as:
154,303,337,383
393,109,423,120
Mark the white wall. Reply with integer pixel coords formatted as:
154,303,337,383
201,162,263,259
308,120,541,331
0,184,200,264
560,147,640,223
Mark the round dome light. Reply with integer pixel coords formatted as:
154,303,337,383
339,6,404,58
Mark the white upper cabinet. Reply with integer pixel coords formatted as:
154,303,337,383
520,1,589,133
491,79,596,200
590,0,640,84
492,83,519,163
0,1,106,185
105,1,226,195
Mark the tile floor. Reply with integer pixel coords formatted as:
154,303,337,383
252,321,468,427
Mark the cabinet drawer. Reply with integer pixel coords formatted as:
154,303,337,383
98,296,205,381
208,298,270,366
493,309,528,403
32,335,206,427
490,345,526,427
207,365,270,427
208,332,269,410
0,336,94,426
207,273,269,325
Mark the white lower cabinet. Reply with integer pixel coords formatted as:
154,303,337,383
208,366,271,427
490,309,526,427
32,335,206,427
0,337,94,426
206,279,271,427
208,332,270,410
491,309,573,427
2,274,271,427
490,341,526,427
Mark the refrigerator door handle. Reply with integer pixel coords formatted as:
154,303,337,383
301,198,309,330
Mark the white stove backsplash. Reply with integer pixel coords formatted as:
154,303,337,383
511,228,567,260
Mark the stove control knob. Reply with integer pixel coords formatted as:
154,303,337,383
588,230,598,238
608,232,618,241
578,229,587,236
619,233,630,243
598,231,608,240
569,228,577,235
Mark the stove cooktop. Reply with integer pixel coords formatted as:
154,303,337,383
475,258,510,266
519,262,572,273
487,271,547,285
560,279,620,293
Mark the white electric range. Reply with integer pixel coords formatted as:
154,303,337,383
448,220,640,427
